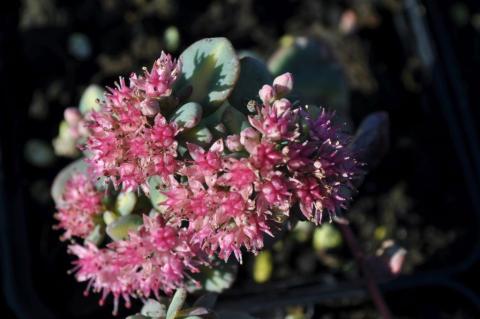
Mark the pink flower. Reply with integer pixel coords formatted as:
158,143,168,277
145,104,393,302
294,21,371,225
130,52,181,98
259,174,291,209
249,142,283,172
54,173,103,240
272,72,293,97
69,215,202,315
84,53,181,191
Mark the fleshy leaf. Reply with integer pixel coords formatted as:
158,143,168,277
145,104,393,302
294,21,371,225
221,104,249,134
191,262,237,293
51,159,88,205
180,125,213,147
253,251,273,283
350,111,389,168
269,37,350,121
312,224,343,251
193,293,218,309
147,176,168,211
115,192,137,216
175,38,240,111
103,211,118,225
79,84,104,114
85,224,105,246
106,215,143,241
170,102,203,129
229,56,273,113
141,299,167,319
166,288,187,319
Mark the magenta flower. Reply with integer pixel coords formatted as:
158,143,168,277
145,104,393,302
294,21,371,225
54,173,103,240
69,215,202,315
84,52,181,191
58,54,360,311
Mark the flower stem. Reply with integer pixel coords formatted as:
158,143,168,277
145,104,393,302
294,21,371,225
339,223,393,319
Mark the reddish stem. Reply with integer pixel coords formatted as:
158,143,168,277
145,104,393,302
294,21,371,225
339,223,393,319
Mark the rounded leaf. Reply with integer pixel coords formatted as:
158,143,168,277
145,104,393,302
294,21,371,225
170,102,203,129
106,215,143,241
268,37,350,121
147,176,169,211
166,288,187,319
191,263,237,293
350,111,389,168
164,26,180,52
115,191,137,216
229,57,273,113
175,38,240,111
312,224,343,251
103,211,118,225
51,159,88,205
79,84,104,114
221,104,248,134
141,299,167,318
253,251,273,283
180,125,213,147
85,224,105,246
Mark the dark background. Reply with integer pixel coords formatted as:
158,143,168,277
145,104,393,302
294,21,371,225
1,0,480,318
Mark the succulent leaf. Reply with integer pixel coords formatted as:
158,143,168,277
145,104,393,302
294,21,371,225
106,215,143,241
350,111,390,168
166,288,187,319
253,251,273,283
115,192,137,216
268,37,349,121
221,104,249,134
85,224,105,246
51,159,88,205
141,298,167,319
170,102,203,129
229,56,273,113
79,84,104,114
175,38,240,111
180,125,213,146
147,176,169,211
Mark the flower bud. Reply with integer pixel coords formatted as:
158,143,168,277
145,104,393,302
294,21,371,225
240,127,260,153
273,72,293,98
259,85,274,104
140,98,160,116
272,98,291,116
225,135,243,152
64,107,82,126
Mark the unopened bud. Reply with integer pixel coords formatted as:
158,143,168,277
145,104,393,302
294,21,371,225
273,72,293,98
64,107,82,126
240,127,260,153
140,98,160,116
259,85,274,104
225,135,243,152
272,98,291,116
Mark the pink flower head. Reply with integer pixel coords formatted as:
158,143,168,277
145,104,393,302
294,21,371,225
250,76,299,142
84,53,182,191
289,108,359,223
130,52,181,98
69,215,202,315
54,173,103,240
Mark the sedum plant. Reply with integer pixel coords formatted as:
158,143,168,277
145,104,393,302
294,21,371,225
50,37,387,316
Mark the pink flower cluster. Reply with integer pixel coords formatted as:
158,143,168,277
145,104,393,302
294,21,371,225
56,53,359,312
161,73,359,262
69,215,201,315
54,173,103,240
84,52,181,191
